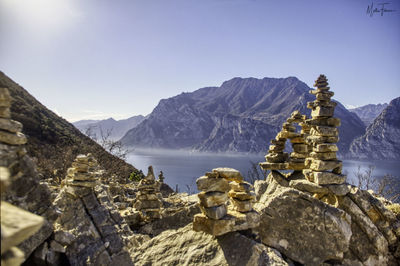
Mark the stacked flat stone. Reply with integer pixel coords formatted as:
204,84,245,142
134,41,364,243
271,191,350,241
287,111,308,171
196,169,230,220
0,88,27,146
65,154,100,188
229,181,255,213
135,166,162,221
260,110,308,171
193,168,260,236
304,75,345,186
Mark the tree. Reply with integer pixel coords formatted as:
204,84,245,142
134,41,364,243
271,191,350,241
353,165,400,203
85,125,131,161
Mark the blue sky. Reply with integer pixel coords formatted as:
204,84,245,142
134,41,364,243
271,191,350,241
1,0,399,121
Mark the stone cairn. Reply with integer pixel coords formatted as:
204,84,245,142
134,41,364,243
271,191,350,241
0,88,44,266
64,154,100,188
303,75,345,201
193,167,259,236
158,171,164,183
261,110,309,172
134,166,162,222
0,87,27,148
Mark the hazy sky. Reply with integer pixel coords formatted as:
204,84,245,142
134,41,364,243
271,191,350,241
1,0,399,122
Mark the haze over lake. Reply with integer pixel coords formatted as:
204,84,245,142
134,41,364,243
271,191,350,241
127,149,400,194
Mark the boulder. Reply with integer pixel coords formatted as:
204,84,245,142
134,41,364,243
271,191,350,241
254,185,352,265
131,224,289,265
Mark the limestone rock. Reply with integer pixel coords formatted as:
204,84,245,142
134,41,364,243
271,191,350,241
254,180,268,201
0,118,23,133
212,167,243,182
229,181,252,192
313,171,346,185
193,210,260,236
288,179,329,194
198,191,228,207
254,186,352,265
1,201,44,254
200,204,227,220
0,131,27,145
132,224,289,265
196,176,230,192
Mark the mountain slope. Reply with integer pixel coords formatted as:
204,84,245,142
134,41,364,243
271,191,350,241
74,115,145,141
0,71,139,181
349,97,400,160
349,103,388,127
121,77,365,154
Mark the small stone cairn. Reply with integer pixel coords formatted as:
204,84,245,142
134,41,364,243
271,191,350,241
303,75,345,185
193,167,259,236
134,166,162,221
0,88,44,266
65,154,100,188
261,111,309,171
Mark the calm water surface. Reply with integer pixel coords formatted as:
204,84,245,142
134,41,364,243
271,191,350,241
127,149,400,194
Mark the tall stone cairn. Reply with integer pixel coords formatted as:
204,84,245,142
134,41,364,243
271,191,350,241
193,168,260,236
303,74,346,186
135,166,162,221
65,154,100,188
0,88,44,266
260,110,308,171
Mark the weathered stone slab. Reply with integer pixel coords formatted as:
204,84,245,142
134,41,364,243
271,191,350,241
0,131,27,145
277,131,301,139
254,186,351,266
0,107,10,118
198,191,228,207
196,176,230,192
1,201,44,254
230,198,252,212
135,199,161,209
310,126,338,137
314,143,338,152
290,152,307,159
0,118,22,133
309,159,342,171
229,181,252,192
310,151,337,160
265,153,288,163
200,204,227,220
306,117,341,127
289,179,329,194
313,171,346,185
268,144,285,152
228,191,255,201
212,167,243,182
259,162,289,170
324,184,351,196
306,135,339,144
292,144,308,153
193,210,260,236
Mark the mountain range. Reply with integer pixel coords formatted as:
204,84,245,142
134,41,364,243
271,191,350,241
349,103,388,127
73,116,145,141
349,97,400,160
120,77,365,155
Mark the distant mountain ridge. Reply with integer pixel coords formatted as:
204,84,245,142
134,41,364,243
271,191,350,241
121,76,365,154
74,116,145,141
349,103,388,127
349,97,400,160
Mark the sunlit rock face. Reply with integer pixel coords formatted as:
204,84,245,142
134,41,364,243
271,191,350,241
349,96,400,160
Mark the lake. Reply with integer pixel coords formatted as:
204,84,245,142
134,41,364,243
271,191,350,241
127,149,400,194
